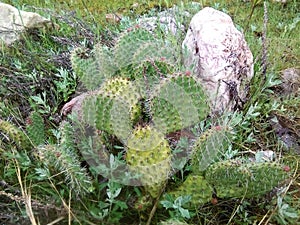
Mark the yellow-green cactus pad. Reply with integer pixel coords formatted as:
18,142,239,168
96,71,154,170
82,77,141,140
126,125,171,198
0,119,30,150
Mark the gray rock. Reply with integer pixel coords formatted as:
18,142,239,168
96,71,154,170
136,2,201,35
0,3,53,47
182,7,254,114
279,68,300,96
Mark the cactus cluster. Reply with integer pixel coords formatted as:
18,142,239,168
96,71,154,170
206,160,289,198
162,126,290,209
69,27,291,213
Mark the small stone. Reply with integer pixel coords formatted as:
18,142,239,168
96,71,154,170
279,68,300,96
0,3,53,47
105,13,122,23
131,3,139,8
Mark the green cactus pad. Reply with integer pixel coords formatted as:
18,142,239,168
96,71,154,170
26,112,45,146
205,160,290,198
0,119,30,150
70,45,117,90
132,39,178,66
126,125,171,198
151,74,209,134
191,126,230,173
114,28,156,69
82,77,141,140
165,175,213,208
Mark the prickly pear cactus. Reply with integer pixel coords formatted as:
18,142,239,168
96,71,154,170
162,160,290,209
151,74,209,134
81,77,141,140
0,119,30,150
114,28,155,69
70,48,103,91
166,175,213,208
26,112,45,146
126,125,171,198
191,126,230,173
68,25,291,216
205,160,290,198
161,124,290,209
114,28,177,69
70,27,178,91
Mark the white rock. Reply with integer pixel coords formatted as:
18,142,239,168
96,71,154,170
182,7,254,114
0,3,52,47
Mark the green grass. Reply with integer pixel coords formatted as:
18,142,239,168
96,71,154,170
0,0,299,224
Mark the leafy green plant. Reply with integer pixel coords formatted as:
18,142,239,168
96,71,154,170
274,195,299,225
53,67,77,102
161,195,194,220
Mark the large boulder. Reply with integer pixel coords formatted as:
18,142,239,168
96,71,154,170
182,7,254,114
0,3,53,47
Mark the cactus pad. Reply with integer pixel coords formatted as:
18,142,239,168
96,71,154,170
126,125,171,198
70,45,117,90
165,175,213,208
205,160,290,198
26,112,45,146
0,119,30,150
151,74,209,134
191,126,230,173
82,77,141,140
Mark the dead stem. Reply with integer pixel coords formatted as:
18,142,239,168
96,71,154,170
14,156,38,225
